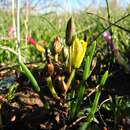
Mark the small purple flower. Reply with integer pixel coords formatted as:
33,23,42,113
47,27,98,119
103,31,112,44
103,31,115,50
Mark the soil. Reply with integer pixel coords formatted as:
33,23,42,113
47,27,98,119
0,64,130,130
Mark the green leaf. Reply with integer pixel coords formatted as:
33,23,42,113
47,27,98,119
82,42,96,81
80,71,109,130
19,61,50,109
7,83,18,101
100,70,109,87
70,83,85,119
86,41,96,63
82,56,91,81
19,61,40,92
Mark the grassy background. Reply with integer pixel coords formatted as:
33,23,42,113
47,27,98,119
0,0,130,64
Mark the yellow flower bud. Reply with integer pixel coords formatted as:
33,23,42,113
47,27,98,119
71,38,87,68
35,43,45,53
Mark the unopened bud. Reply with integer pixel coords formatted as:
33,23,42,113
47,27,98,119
63,46,69,60
27,36,36,45
47,63,54,76
53,36,62,54
103,31,112,44
65,17,75,46
91,57,97,70
58,76,68,94
46,56,54,76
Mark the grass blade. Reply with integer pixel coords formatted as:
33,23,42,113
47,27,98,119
19,61,49,109
100,70,109,87
80,70,109,130
19,61,40,92
82,56,90,81
86,41,96,63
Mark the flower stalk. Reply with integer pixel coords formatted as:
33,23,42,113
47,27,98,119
16,0,21,62
66,68,76,90
45,53,60,100
65,17,75,72
11,0,16,39
46,76,60,100
66,38,87,90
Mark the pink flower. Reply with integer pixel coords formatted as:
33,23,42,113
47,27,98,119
8,26,15,38
27,36,36,45
103,31,115,50
103,31,112,44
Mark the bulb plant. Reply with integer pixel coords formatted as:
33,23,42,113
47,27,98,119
65,17,87,92
0,13,110,130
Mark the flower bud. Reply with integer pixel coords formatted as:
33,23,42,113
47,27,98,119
35,43,45,53
62,46,69,60
91,57,97,70
65,17,75,46
58,76,68,94
47,62,54,76
103,31,112,44
71,38,87,68
8,26,15,39
53,36,62,54
27,36,36,45
103,31,115,50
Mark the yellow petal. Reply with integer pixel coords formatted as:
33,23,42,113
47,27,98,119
36,43,45,53
71,38,87,68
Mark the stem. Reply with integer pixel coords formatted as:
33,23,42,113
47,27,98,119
66,68,76,90
46,76,60,100
70,81,85,119
85,12,130,33
12,0,16,38
24,0,29,61
16,0,21,62
19,61,40,92
68,46,72,73
0,45,19,56
38,91,50,110
81,89,101,130
19,61,50,109
106,0,111,22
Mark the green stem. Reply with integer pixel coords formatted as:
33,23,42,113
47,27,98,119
70,81,85,119
68,46,72,73
12,0,16,38
46,76,60,100
38,91,50,110
80,89,101,130
20,61,49,109
66,68,76,90
16,0,21,62
106,0,111,21
24,0,29,62
19,61,40,92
